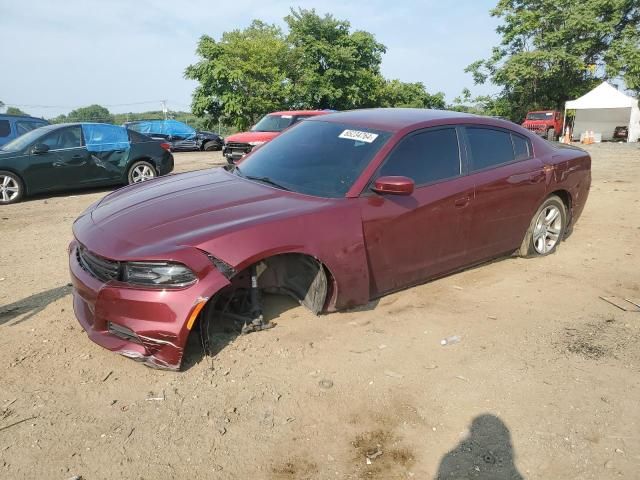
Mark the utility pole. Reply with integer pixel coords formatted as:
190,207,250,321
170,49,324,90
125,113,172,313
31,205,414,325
161,100,168,120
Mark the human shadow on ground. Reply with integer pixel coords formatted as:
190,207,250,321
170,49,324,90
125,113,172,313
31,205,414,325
435,414,524,480
0,284,72,326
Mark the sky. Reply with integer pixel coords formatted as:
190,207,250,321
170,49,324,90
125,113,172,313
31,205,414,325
0,0,501,119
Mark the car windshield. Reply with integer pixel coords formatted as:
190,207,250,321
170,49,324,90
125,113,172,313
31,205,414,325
236,120,392,198
251,114,295,132
1,126,56,152
526,112,554,120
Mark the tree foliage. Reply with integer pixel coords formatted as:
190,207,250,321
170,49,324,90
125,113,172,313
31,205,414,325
284,9,386,110
52,104,114,123
467,0,640,120
186,9,443,129
5,106,28,116
379,80,446,109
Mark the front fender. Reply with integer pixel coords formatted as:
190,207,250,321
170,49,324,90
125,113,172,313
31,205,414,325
195,203,370,311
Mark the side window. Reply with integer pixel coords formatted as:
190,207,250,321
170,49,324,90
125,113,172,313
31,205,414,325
0,120,10,138
378,128,461,185
82,124,130,152
16,121,46,136
466,127,515,171
41,126,83,150
294,115,312,124
512,134,531,160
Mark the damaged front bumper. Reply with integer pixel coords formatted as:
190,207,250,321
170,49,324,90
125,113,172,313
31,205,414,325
68,241,229,370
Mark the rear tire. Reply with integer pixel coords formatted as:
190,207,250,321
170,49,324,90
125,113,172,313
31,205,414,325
0,171,24,205
127,161,156,184
519,195,567,257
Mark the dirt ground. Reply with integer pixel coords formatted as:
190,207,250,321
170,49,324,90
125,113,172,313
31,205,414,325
1,144,639,479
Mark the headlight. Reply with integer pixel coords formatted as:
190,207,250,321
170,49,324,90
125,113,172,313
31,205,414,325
248,141,265,147
122,262,197,288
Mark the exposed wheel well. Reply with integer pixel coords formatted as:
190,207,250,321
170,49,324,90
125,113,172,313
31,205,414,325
548,189,571,213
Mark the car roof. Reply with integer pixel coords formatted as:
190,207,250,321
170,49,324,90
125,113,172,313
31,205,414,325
309,108,478,132
268,110,332,116
0,114,49,122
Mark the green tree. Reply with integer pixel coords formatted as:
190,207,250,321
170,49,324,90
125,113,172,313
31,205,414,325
284,8,386,110
65,104,114,123
186,21,290,130
5,106,29,116
379,80,446,109
467,0,640,120
186,9,446,129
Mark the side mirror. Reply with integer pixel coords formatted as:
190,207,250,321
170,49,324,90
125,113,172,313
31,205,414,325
31,143,50,154
371,176,415,195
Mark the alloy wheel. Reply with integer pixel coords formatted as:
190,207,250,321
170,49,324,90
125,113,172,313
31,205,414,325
0,174,20,203
533,205,562,254
131,164,155,183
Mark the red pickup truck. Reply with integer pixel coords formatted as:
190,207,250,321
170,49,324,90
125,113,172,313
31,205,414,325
522,110,563,141
223,110,331,163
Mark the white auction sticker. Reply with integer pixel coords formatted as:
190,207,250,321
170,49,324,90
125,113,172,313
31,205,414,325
338,129,379,143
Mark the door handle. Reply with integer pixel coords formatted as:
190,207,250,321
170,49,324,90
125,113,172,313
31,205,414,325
454,195,471,208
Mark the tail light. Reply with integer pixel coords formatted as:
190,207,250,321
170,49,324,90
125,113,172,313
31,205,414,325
160,142,171,151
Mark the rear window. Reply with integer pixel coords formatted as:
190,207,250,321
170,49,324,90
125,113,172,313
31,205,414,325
466,127,515,171
127,129,153,143
0,120,10,137
16,121,47,136
512,134,532,160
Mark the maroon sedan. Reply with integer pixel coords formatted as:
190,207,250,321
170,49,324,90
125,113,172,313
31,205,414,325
69,109,591,370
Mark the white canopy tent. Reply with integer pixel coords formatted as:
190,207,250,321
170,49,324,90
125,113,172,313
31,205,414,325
564,82,640,142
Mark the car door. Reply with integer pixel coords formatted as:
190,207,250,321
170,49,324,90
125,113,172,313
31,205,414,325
463,126,546,261
82,124,131,182
359,126,475,296
24,125,91,192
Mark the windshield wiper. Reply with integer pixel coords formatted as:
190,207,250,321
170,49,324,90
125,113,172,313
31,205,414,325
245,175,290,191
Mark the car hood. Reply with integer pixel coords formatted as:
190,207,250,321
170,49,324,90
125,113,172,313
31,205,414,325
74,168,334,259
225,131,280,144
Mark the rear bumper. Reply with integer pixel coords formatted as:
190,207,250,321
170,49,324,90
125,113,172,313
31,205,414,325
68,240,229,370
159,152,174,175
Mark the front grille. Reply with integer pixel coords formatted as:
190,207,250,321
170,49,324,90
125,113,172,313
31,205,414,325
524,125,546,133
224,142,253,157
77,245,121,282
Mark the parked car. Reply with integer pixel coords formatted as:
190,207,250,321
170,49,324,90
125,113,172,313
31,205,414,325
522,110,563,140
0,123,173,204
124,119,223,151
613,125,628,141
69,108,591,370
0,114,49,147
223,110,332,163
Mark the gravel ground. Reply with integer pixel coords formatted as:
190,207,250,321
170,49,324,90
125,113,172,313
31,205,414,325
0,144,639,479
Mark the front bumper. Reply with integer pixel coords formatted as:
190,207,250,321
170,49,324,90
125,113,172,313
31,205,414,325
68,241,229,370
222,143,253,163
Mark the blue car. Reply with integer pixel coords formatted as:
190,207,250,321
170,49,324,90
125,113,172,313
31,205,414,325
124,119,223,151
0,114,50,147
